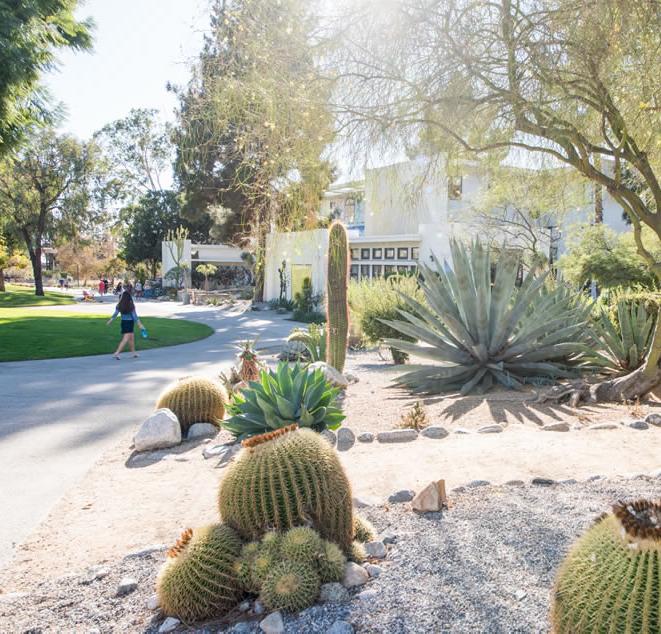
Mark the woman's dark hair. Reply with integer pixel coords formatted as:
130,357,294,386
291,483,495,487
117,291,135,315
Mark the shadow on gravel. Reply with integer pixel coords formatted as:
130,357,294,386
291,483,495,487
125,437,209,469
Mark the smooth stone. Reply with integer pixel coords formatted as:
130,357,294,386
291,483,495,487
644,413,661,427
505,480,525,486
560,479,578,485
377,429,418,443
388,489,415,504
466,479,490,488
253,600,265,615
337,427,356,450
187,422,219,439
319,582,350,603
588,422,618,430
352,496,378,508
116,577,138,596
542,422,570,432
411,481,442,512
532,477,555,486
133,409,181,452
356,588,378,601
364,541,386,559
321,429,337,447
586,474,605,481
477,424,503,434
357,431,375,443
260,611,284,634
82,565,109,584
327,621,354,634
146,594,160,610
626,420,649,430
515,590,528,601
454,427,472,434
203,442,240,464
364,563,383,577
420,425,449,439
381,531,397,544
342,562,369,588
238,600,251,612
308,361,349,389
345,373,360,384
158,617,180,633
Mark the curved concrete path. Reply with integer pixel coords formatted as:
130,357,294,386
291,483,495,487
0,300,295,567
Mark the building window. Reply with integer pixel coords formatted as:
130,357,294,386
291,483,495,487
350,248,360,260
397,265,410,275
361,248,371,260
372,248,383,260
448,175,463,200
360,264,370,279
372,264,383,277
384,265,396,278
411,247,419,260
350,264,359,280
397,247,409,260
385,248,395,260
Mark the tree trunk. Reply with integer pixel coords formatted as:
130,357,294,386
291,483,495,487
28,248,44,296
0,268,5,292
590,364,661,402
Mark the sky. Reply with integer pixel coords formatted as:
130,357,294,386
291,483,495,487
44,0,211,140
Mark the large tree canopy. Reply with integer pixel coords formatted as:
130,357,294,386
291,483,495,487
0,1,93,155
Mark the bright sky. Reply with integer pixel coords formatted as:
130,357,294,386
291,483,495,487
44,0,211,140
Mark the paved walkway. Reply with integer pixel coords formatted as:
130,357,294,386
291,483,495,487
0,300,295,567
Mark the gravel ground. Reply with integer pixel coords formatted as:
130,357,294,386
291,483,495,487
2,476,659,634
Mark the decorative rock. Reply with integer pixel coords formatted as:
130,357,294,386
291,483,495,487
477,424,503,434
467,479,490,488
319,582,350,603
352,496,377,508
321,429,337,447
454,427,472,434
116,577,138,596
364,563,383,577
376,429,418,443
452,486,466,493
626,420,649,430
505,480,524,486
337,427,356,450
364,541,387,559
203,442,240,464
342,562,369,588
381,532,397,544
644,413,661,427
327,621,354,634
514,589,527,601
279,340,306,361
388,489,415,504
238,600,251,612
531,477,555,486
82,565,109,584
187,422,219,439
588,422,618,430
586,474,605,481
133,409,181,452
357,431,374,443
345,373,359,384
411,481,442,512
124,543,167,559
356,588,378,601
559,479,578,485
253,600,265,615
308,361,349,389
420,425,449,439
260,611,284,634
158,617,180,633
541,422,570,432
146,594,160,610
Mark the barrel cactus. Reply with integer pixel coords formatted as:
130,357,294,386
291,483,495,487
317,540,347,583
353,515,376,543
260,560,321,613
326,221,349,373
156,524,242,622
155,376,226,435
280,527,323,564
552,499,661,633
218,425,354,552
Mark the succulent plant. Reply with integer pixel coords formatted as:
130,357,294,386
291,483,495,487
260,560,321,613
327,221,349,373
287,323,327,363
222,362,345,440
317,540,347,583
399,401,429,431
280,527,323,564
383,239,592,394
218,425,354,553
155,376,226,435
250,546,279,589
353,515,376,543
156,524,242,622
236,339,263,382
552,499,661,633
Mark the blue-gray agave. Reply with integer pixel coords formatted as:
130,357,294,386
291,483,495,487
382,240,592,394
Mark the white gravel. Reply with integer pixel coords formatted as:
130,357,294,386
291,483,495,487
1,476,659,633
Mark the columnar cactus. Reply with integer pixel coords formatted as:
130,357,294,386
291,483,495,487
155,376,226,435
218,425,354,552
156,524,242,622
326,221,349,373
552,499,661,633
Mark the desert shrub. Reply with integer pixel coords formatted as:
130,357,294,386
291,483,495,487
292,276,324,322
399,401,429,430
597,286,661,326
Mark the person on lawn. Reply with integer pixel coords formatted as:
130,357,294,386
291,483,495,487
107,291,144,360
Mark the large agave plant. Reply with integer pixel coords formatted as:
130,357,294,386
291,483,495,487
589,301,655,374
223,362,344,439
382,240,592,394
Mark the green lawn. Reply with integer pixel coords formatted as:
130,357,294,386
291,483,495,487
0,309,214,361
0,284,75,307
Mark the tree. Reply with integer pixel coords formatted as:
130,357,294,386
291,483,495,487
0,128,102,295
196,263,218,292
55,236,122,286
0,1,93,155
332,0,661,402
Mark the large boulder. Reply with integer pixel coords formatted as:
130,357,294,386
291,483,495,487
133,409,181,452
308,361,349,389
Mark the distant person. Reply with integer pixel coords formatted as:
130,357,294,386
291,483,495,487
64,279,69,290
106,291,144,360
98,279,105,295
59,278,65,289
135,280,143,298
103,278,109,294
115,281,123,295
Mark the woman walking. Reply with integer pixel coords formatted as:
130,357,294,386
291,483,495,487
107,291,144,360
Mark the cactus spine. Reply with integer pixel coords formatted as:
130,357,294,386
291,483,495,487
156,524,242,622
326,221,349,373
552,499,661,633
218,425,354,553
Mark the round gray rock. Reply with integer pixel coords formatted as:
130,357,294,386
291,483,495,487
388,489,415,504
377,429,418,443
364,540,387,559
420,425,449,439
260,611,284,634
542,422,569,432
337,427,356,450
187,422,219,439
319,582,350,603
644,413,661,427
627,419,649,430
477,424,503,434
342,561,369,588
357,431,375,443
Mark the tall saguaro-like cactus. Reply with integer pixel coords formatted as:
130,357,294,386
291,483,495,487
326,221,349,373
